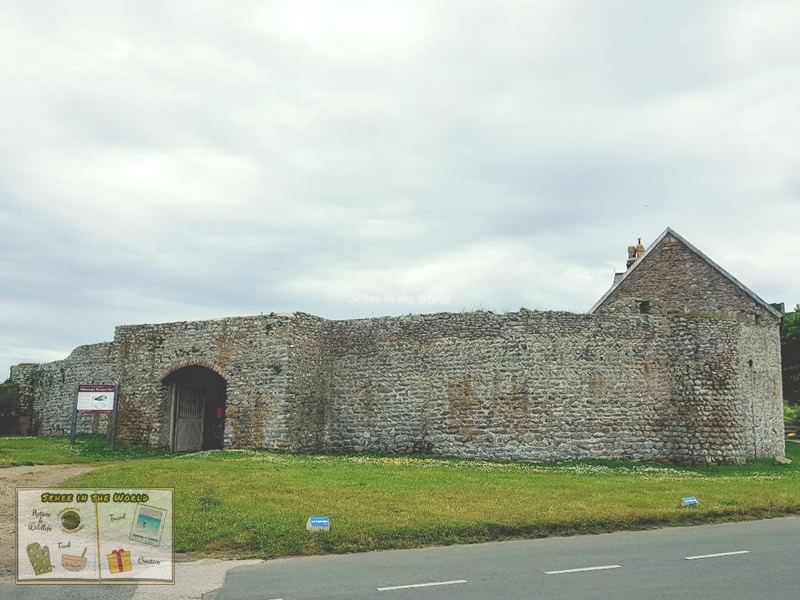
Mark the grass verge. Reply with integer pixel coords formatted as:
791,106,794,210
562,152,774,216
3,435,799,559
0,434,169,467
45,440,800,559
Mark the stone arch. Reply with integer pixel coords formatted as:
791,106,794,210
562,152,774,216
162,363,227,453
160,359,230,382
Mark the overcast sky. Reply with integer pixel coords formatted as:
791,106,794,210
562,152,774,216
2,1,799,379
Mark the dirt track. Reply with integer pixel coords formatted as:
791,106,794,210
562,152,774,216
0,464,99,581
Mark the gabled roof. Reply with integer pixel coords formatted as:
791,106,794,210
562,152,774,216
588,227,782,319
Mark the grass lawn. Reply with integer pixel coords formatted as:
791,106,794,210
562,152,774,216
0,434,168,467
3,435,800,559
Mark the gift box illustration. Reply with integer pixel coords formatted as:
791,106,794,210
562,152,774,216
26,543,53,576
106,548,132,574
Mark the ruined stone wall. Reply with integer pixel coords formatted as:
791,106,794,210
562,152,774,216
9,344,114,436
597,233,776,323
283,314,333,451
8,308,784,464
324,310,783,464
326,310,680,461
663,317,746,464
0,377,25,434
112,314,297,449
735,322,785,459
661,316,784,464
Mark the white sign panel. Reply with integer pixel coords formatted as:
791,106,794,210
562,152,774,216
76,385,117,415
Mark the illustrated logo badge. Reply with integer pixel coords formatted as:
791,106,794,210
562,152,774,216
59,507,83,533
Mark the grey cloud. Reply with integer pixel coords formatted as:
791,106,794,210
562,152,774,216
2,1,800,380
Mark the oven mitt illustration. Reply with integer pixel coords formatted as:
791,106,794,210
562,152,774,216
27,542,54,575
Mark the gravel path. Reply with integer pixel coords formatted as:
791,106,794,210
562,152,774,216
0,464,100,581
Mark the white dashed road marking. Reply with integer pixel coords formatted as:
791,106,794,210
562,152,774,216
378,579,467,591
685,550,750,560
544,565,622,575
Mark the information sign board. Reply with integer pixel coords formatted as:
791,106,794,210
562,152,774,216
76,385,117,415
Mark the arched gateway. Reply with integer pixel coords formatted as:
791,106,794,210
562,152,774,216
163,365,227,452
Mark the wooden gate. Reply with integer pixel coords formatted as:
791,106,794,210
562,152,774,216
174,387,204,452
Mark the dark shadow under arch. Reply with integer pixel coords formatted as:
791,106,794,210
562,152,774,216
163,365,227,452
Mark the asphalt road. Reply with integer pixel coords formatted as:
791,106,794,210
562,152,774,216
210,516,800,600
0,557,261,600
3,517,797,599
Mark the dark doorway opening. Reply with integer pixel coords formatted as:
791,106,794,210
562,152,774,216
164,366,227,453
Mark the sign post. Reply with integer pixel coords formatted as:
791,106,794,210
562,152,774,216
71,385,119,449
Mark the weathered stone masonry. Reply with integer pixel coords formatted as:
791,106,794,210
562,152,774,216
7,228,785,464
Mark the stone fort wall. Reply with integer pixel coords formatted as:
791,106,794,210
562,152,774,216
324,310,782,463
7,230,786,464
9,343,115,437
9,308,784,465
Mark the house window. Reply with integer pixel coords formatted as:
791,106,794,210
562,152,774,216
638,300,651,314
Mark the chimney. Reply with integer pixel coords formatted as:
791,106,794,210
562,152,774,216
626,237,645,269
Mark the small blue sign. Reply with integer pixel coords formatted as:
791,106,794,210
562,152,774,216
306,516,330,531
681,496,699,507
